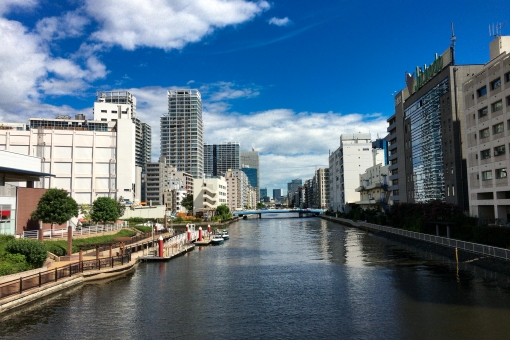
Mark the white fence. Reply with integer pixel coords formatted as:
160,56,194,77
331,217,510,261
22,222,129,240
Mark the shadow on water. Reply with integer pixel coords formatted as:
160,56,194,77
330,222,510,309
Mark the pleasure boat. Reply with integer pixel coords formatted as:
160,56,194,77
211,233,224,245
221,229,230,240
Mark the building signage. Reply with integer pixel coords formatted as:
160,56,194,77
406,53,443,94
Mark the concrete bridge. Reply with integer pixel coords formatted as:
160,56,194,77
233,209,325,219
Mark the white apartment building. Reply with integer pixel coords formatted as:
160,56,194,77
464,36,510,223
161,89,204,179
313,167,329,209
232,169,252,209
355,163,390,212
193,176,227,214
225,170,242,212
329,133,384,212
0,91,148,205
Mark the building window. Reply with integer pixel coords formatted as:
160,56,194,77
111,111,117,114
506,95,510,107
492,100,503,113
480,149,491,159
493,122,504,134
496,168,507,179
482,170,492,181
494,145,506,156
100,110,107,113
478,107,488,118
477,86,487,97
490,77,501,90
505,71,510,83
480,127,490,139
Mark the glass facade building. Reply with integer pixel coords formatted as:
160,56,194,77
204,142,240,177
405,78,449,202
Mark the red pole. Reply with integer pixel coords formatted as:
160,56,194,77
158,236,164,257
199,227,203,241
187,230,191,242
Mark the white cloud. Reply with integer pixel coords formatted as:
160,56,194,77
0,12,108,121
84,0,270,50
268,17,291,26
0,0,37,16
120,84,387,192
201,81,260,101
0,18,47,110
36,11,89,41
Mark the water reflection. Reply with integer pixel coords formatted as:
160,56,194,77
1,217,510,339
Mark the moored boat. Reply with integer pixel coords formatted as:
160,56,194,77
221,229,230,240
211,233,224,245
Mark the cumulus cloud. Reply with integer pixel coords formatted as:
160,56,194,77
268,17,291,26
268,17,292,26
0,18,47,110
0,12,107,122
119,84,387,190
36,11,89,41
84,0,270,50
201,81,260,101
0,0,37,16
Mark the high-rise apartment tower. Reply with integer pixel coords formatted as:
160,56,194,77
161,89,204,179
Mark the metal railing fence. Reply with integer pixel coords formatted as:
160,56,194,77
0,253,131,301
22,222,129,240
329,217,510,261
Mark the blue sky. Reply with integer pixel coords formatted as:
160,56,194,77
0,0,508,195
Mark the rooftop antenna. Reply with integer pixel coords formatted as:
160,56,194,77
450,23,456,65
489,22,505,38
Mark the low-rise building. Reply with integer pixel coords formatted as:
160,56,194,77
193,176,228,216
355,164,390,212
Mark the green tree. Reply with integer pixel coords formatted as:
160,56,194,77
80,204,92,222
117,196,126,218
31,188,79,230
181,193,194,213
216,204,231,220
257,202,266,209
90,197,120,226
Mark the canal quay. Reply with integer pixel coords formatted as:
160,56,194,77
1,215,510,339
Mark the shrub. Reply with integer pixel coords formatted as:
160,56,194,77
133,226,152,233
6,239,48,268
44,241,68,256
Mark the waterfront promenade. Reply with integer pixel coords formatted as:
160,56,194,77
0,229,195,314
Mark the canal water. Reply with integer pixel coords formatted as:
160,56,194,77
2,216,510,339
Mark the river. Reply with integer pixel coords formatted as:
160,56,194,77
1,216,510,339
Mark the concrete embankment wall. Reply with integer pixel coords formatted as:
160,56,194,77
0,276,83,314
321,216,510,278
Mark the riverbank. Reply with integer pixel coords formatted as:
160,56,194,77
321,215,510,277
0,226,206,314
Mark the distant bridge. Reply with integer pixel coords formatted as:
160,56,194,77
233,209,325,219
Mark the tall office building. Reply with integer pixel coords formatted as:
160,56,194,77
161,89,203,179
387,44,483,210
240,149,259,199
273,188,283,200
260,188,268,199
204,142,240,177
